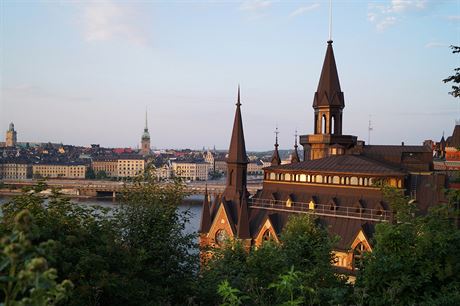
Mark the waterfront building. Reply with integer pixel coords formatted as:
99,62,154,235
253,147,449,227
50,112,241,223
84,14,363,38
117,155,145,178
140,110,151,156
204,150,215,172
199,40,446,273
0,159,32,179
172,161,209,181
214,158,227,174
32,163,87,179
92,157,118,177
247,160,264,175
5,123,17,147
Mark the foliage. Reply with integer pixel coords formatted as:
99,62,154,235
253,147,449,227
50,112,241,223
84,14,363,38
217,280,248,306
199,214,349,305
354,189,460,306
95,170,108,180
0,210,73,306
0,177,197,306
85,168,95,180
443,45,460,97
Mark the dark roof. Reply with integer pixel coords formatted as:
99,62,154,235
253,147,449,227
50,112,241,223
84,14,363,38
236,195,251,239
227,86,248,164
447,125,460,147
271,146,281,166
363,145,431,156
264,154,405,176
313,41,344,109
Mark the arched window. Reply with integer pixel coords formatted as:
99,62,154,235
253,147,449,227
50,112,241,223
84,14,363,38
269,172,276,180
331,115,335,134
285,173,291,181
215,229,228,246
322,114,327,134
286,197,293,208
353,242,367,270
299,174,307,182
262,229,272,241
229,170,233,185
350,177,358,185
316,175,323,183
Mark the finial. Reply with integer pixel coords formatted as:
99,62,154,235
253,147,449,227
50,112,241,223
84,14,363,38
328,0,332,43
274,125,279,148
294,129,298,148
236,84,241,107
145,106,148,130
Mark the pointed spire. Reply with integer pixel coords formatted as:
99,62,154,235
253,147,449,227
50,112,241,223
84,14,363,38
145,107,148,131
291,130,300,163
199,184,211,233
227,86,247,164
236,193,250,239
271,126,281,166
313,40,344,109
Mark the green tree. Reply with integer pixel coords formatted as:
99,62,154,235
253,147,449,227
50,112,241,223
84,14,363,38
355,189,460,305
85,168,95,180
443,45,460,97
0,210,73,306
95,170,108,180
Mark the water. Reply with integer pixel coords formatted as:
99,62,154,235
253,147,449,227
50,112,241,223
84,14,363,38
0,195,204,236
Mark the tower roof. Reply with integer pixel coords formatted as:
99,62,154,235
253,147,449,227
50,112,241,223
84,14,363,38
271,127,281,166
313,41,344,109
199,186,212,233
227,86,248,164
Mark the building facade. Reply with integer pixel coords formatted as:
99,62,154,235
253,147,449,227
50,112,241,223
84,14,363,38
0,161,32,179
92,158,118,177
172,161,209,181
32,163,87,179
117,156,145,178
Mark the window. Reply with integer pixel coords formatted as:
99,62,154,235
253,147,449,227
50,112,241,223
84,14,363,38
299,174,307,182
353,242,366,270
332,176,340,184
350,177,358,185
262,229,272,241
286,197,293,208
269,172,276,180
215,229,228,246
285,173,291,181
316,175,323,183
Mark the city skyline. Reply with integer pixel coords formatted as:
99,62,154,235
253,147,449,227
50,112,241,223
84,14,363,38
1,0,459,150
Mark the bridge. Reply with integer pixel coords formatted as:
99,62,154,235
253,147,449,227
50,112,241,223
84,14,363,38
1,179,262,198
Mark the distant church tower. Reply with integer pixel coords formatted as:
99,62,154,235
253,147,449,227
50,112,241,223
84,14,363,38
140,110,151,156
6,122,17,147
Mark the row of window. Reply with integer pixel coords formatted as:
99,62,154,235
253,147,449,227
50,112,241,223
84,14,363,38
265,172,402,188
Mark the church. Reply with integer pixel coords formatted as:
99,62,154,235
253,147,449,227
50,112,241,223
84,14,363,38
199,39,447,272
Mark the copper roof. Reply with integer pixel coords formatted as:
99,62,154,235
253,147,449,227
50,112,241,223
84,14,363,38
264,154,405,176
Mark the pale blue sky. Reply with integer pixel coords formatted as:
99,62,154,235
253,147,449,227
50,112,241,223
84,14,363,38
1,0,459,150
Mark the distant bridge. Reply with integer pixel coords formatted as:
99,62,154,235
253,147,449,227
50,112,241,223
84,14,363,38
2,179,262,198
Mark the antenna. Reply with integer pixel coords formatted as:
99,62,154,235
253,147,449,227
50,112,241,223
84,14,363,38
368,115,373,145
328,0,332,41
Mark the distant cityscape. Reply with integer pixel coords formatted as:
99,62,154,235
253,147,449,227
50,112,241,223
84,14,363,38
0,117,301,182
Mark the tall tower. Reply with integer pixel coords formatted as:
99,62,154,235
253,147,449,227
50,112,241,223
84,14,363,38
140,110,151,156
299,40,356,160
6,122,17,147
222,86,248,202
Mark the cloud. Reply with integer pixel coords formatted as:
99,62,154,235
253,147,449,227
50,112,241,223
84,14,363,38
80,0,146,45
425,42,447,48
289,3,320,18
368,0,430,31
239,0,273,11
376,16,397,31
447,15,460,21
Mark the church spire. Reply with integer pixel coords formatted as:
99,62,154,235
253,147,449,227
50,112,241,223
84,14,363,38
223,86,248,201
313,40,344,109
199,184,212,233
291,130,300,163
271,126,281,166
144,107,149,131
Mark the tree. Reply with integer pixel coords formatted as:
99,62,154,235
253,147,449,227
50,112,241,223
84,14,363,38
198,214,349,305
354,188,460,305
85,168,95,180
443,45,460,98
0,210,73,305
95,170,108,180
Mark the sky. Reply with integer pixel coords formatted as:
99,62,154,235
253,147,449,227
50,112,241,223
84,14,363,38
1,0,459,151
